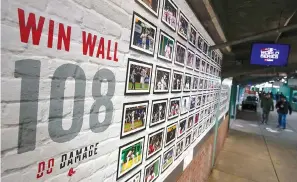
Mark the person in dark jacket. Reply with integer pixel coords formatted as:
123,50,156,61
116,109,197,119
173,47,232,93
275,96,292,130
260,94,274,124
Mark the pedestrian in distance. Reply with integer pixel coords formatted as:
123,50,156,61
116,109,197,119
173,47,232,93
260,93,274,124
276,96,292,130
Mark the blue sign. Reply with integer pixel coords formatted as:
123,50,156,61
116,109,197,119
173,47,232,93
250,43,290,66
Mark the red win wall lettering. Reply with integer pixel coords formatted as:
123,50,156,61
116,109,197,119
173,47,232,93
82,31,119,62
17,8,72,52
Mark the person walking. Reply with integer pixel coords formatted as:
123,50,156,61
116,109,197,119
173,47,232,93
260,93,274,124
276,96,292,130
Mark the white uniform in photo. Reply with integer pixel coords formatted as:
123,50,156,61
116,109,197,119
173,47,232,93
165,44,171,58
131,111,135,129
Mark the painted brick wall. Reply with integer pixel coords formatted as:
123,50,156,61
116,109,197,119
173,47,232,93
1,0,223,181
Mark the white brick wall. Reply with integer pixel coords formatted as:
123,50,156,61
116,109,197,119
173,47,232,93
1,0,223,181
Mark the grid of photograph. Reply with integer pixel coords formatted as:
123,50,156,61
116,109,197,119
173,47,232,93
118,1,224,181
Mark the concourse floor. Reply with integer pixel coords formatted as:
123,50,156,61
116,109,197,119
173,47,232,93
208,110,297,182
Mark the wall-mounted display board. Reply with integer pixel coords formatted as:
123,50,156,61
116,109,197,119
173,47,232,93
0,0,224,182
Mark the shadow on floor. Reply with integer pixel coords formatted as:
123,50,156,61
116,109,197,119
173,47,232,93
208,111,297,182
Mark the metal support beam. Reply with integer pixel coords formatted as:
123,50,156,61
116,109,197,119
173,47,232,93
210,24,297,50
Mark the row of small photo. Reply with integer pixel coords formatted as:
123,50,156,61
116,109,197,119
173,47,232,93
130,13,221,75
125,58,220,95
117,112,213,181
134,0,222,67
120,93,218,139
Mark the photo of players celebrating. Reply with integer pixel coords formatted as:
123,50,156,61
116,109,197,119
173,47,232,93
175,138,184,159
189,24,197,46
154,66,171,93
178,11,189,40
125,58,153,94
192,76,198,91
190,96,196,110
121,101,149,138
117,137,145,180
180,119,188,137
144,156,161,182
168,97,180,119
171,70,183,92
130,12,157,56
158,30,175,62
185,132,192,150
161,146,174,172
187,115,194,130
186,49,194,68
165,123,177,146
195,54,201,71
183,74,192,92
136,0,160,17
147,129,164,159
162,0,178,31
150,99,167,127
175,42,186,66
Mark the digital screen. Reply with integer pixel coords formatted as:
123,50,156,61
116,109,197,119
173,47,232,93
250,43,290,66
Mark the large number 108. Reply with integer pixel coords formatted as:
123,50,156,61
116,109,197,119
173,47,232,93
15,59,115,154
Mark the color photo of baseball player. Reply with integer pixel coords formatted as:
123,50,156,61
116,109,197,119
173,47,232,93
154,66,171,93
162,0,178,31
168,97,180,119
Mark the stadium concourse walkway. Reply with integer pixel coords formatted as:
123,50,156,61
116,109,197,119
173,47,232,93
208,109,297,182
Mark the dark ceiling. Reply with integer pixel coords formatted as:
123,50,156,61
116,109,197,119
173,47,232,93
187,0,297,85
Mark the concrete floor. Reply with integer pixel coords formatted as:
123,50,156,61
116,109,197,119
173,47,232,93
208,110,297,182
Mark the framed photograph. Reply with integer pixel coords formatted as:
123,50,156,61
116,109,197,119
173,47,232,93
150,99,167,127
211,50,215,60
130,12,157,56
177,118,187,137
183,74,192,92
171,70,183,92
206,62,210,74
174,41,186,66
201,59,206,72
125,170,142,182
181,96,190,115
168,97,180,119
144,156,161,182
192,127,198,142
203,79,207,89
175,138,184,159
198,124,203,136
117,137,145,180
177,11,189,40
146,128,164,159
162,0,178,31
158,30,175,62
154,66,171,93
198,78,203,90
185,132,192,150
136,0,160,17
192,76,198,91
165,122,177,146
187,114,194,130
189,95,196,111
203,41,208,55
125,58,153,95
186,49,194,69
195,54,201,71
202,95,206,105
189,24,197,47
196,95,201,108
121,101,149,138
161,146,175,173
194,112,200,125
197,35,203,51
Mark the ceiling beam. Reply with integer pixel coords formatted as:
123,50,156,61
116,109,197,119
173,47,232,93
209,24,297,50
